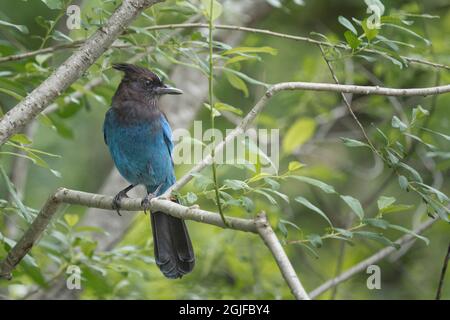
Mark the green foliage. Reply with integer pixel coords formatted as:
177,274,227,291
0,0,448,300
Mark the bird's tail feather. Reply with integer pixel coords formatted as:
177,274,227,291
150,200,195,279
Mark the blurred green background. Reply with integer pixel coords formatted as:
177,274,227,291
0,0,449,299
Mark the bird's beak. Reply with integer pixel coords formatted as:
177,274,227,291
155,85,183,95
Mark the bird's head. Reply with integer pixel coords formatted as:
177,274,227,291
112,63,183,99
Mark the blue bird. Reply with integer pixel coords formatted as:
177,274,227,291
103,63,195,279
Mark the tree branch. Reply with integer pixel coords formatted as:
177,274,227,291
1,79,448,296
0,187,257,280
2,22,448,71
255,213,310,300
0,0,164,146
308,218,437,299
166,81,450,195
435,241,450,300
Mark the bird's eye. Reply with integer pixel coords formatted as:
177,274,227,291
145,80,151,87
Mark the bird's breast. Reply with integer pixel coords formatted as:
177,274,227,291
104,112,173,188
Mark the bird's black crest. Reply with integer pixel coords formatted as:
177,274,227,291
112,63,162,84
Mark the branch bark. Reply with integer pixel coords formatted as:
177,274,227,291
166,81,450,195
435,241,450,300
0,0,164,146
255,213,310,300
0,187,257,280
308,218,437,299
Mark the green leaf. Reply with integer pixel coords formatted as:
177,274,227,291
294,242,319,259
41,0,63,9
307,234,323,248
420,127,450,142
223,46,278,56
291,176,336,194
363,218,390,229
278,220,288,238
411,105,429,123
341,137,370,148
47,114,74,139
203,103,221,117
377,196,396,211
338,16,358,35
340,195,364,220
225,71,249,97
362,19,379,41
190,173,213,190
0,88,24,101
383,23,431,45
283,118,316,153
262,188,289,203
388,224,430,245
0,19,29,34
334,228,353,238
0,166,33,223
224,179,249,191
416,183,449,202
354,231,400,249
344,30,361,50
398,175,409,191
201,0,223,21
295,196,333,227
398,162,423,182
254,189,277,205
214,102,243,115
224,55,259,66
185,192,198,204
381,204,413,214
64,214,79,227
10,134,32,145
391,116,408,131
288,161,305,172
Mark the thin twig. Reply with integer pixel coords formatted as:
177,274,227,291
255,212,310,300
318,44,379,156
207,0,227,227
309,218,436,299
435,241,450,300
2,23,448,70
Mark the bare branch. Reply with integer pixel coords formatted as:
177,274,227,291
0,187,257,280
0,0,164,146
255,213,310,300
435,241,450,300
309,218,437,299
166,81,450,196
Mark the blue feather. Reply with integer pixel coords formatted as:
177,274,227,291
103,109,175,195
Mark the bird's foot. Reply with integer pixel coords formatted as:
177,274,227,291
112,191,129,216
141,193,156,215
141,184,163,214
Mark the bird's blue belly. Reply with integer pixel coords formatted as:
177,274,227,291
105,122,174,192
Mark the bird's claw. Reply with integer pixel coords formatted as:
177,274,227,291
112,191,129,216
141,193,156,214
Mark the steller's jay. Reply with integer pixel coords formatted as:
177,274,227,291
103,63,195,279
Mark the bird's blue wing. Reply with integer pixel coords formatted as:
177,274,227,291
103,108,113,145
160,113,174,160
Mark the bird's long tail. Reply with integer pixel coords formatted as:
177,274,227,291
150,196,195,279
